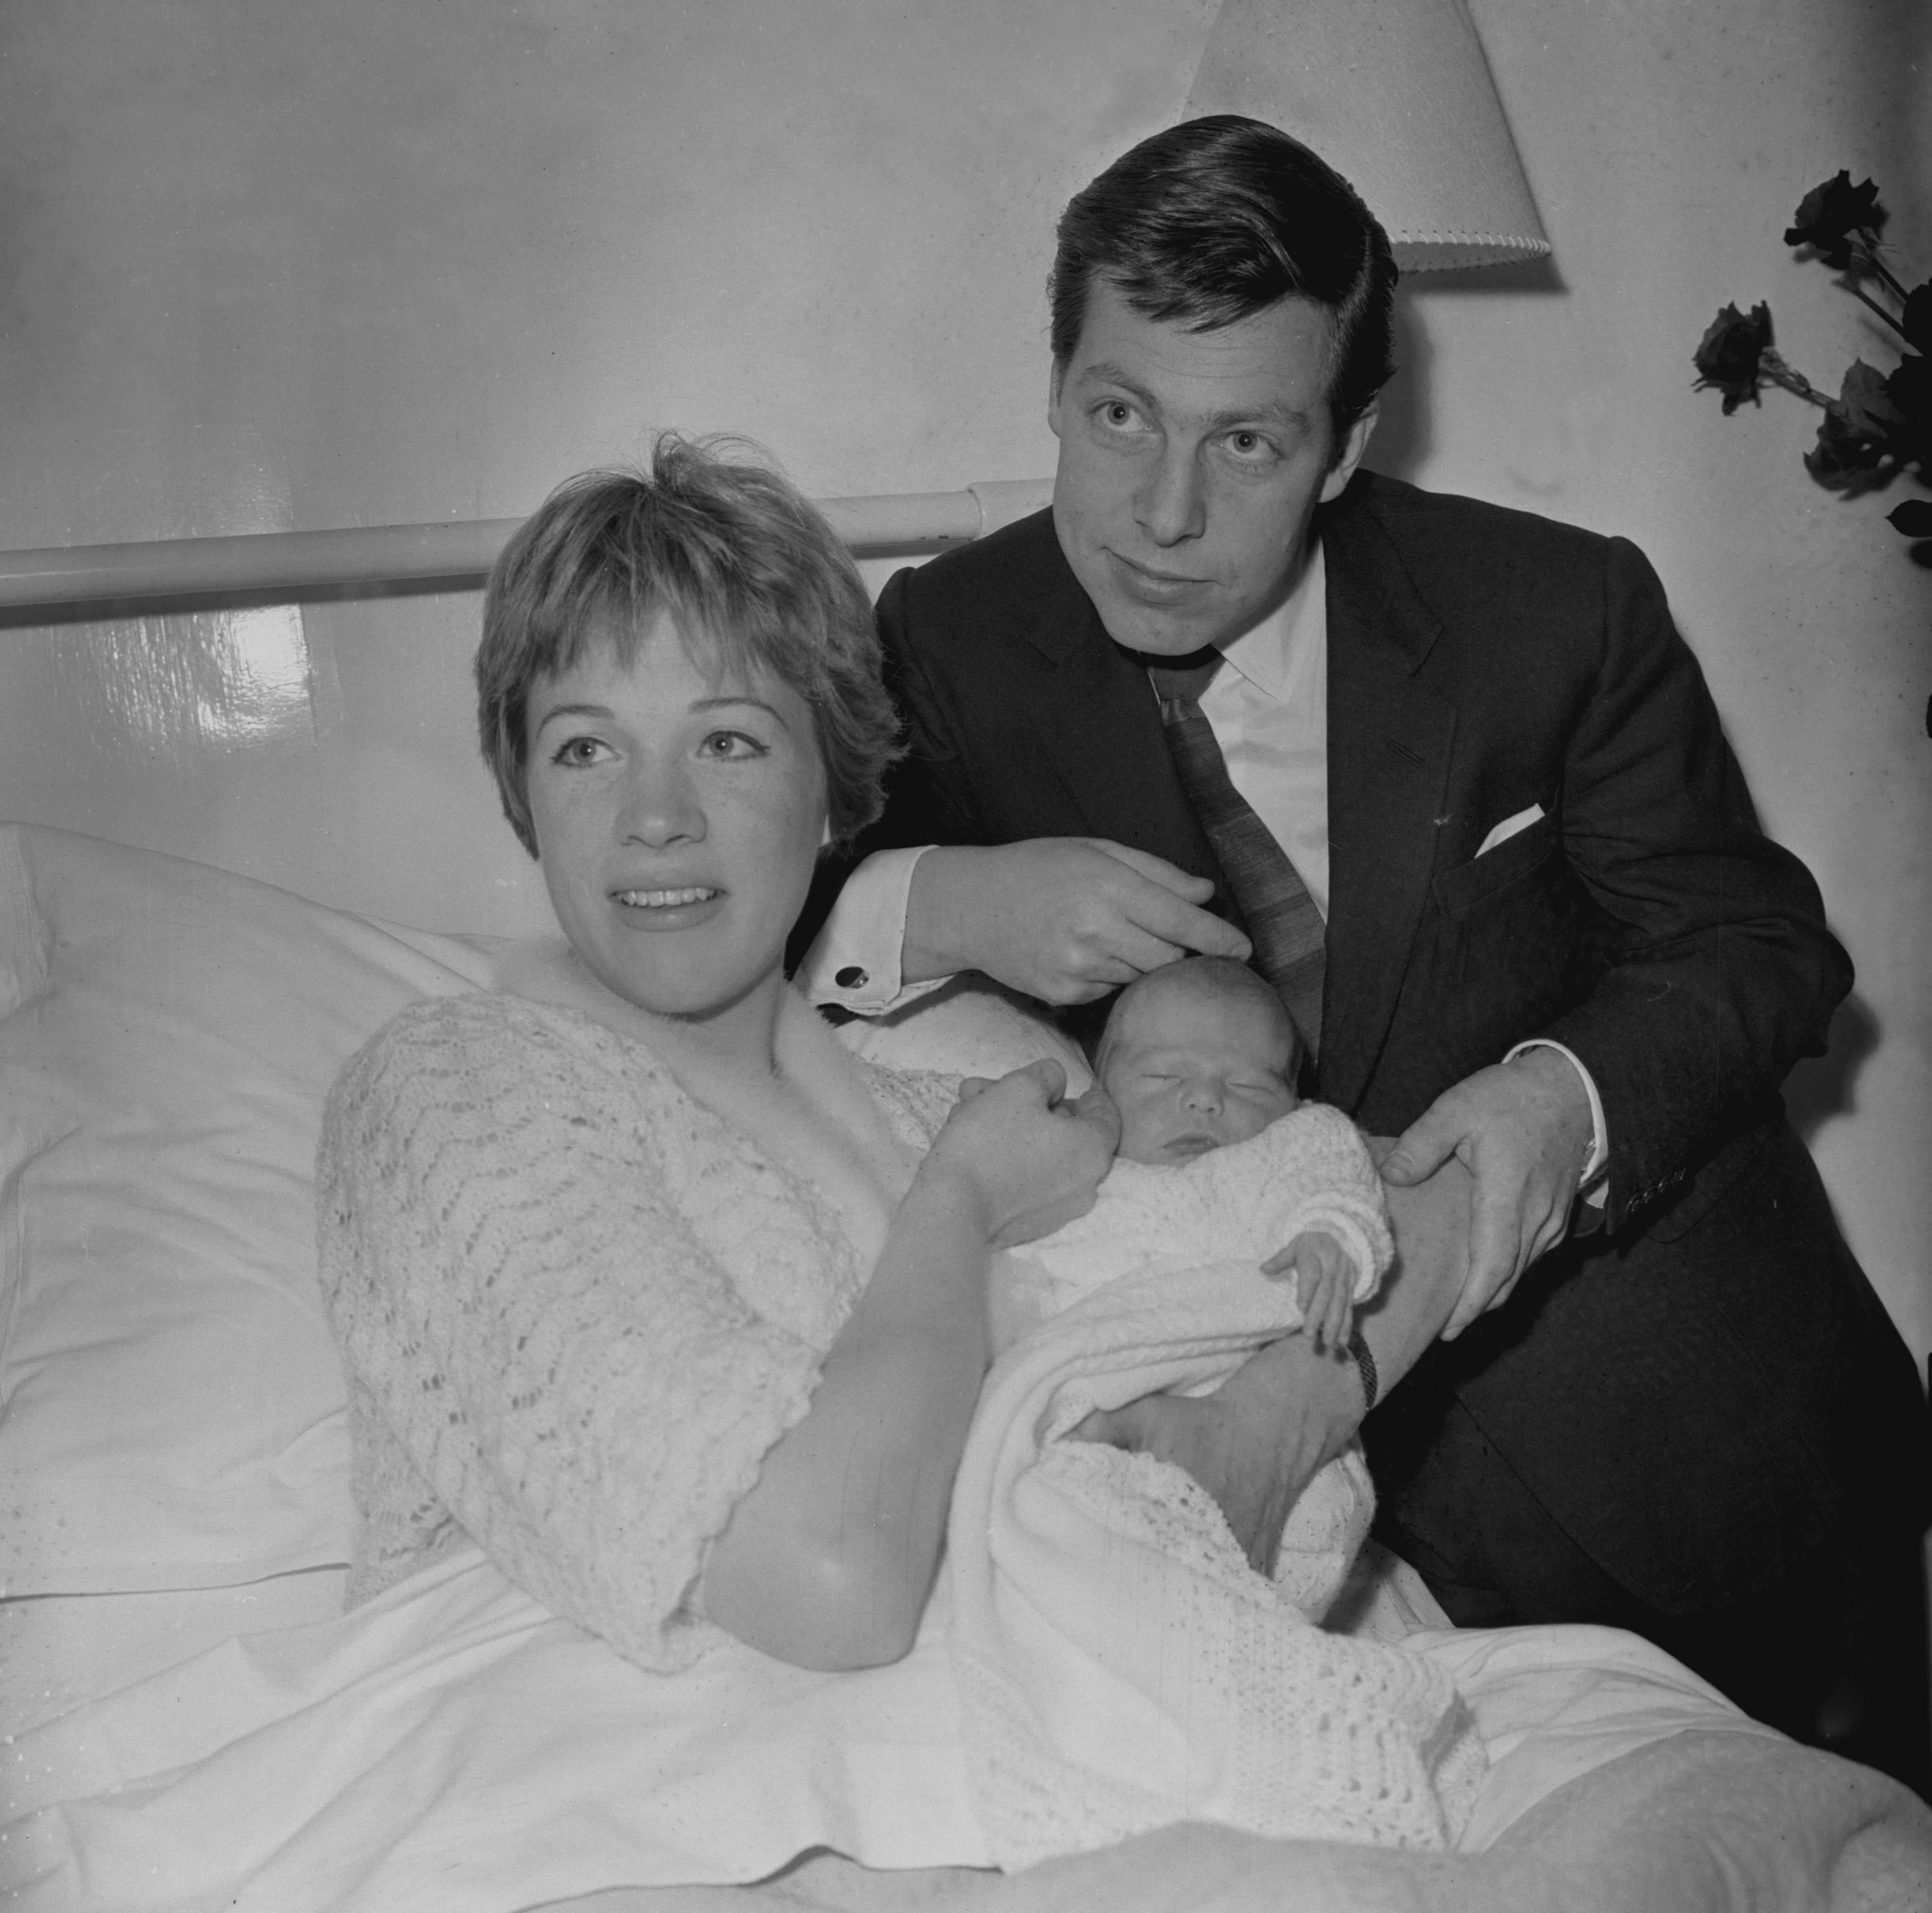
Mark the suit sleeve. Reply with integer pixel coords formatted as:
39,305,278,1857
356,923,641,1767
791,564,994,967
1533,536,1850,1230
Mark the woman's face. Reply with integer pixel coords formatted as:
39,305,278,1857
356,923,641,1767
524,610,828,1041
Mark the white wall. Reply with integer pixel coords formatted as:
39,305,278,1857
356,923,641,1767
1,0,1926,1351
1407,0,1932,1360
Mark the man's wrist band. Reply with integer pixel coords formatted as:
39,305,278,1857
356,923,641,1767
1347,1326,1378,1412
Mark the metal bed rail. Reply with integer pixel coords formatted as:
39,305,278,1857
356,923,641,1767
0,479,1054,613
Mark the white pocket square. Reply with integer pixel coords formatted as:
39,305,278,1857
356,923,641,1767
1476,803,1545,858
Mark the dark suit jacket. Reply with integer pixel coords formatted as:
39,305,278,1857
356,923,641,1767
796,472,1926,1613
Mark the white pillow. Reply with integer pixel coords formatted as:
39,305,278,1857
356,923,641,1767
0,826,502,1594
0,826,1095,1599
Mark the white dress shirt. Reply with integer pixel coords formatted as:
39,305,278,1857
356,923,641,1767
800,542,1607,1188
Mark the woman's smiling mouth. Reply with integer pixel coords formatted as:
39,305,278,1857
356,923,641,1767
616,886,720,909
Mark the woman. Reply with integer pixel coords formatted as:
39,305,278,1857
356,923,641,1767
317,434,1117,1674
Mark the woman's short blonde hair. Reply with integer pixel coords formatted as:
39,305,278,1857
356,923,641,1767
475,434,900,856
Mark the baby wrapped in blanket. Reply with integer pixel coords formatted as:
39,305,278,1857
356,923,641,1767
949,957,1483,1864
993,955,1388,1619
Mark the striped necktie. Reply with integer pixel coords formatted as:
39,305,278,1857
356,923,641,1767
1141,647,1326,1062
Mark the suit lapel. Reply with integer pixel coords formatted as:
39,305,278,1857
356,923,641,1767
1319,486,1457,1112
1017,571,1219,880
994,491,1457,1086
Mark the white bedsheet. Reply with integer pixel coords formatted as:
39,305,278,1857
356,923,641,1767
7,1548,980,1908
4,1530,1799,1913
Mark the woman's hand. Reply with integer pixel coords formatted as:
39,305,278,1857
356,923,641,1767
923,1059,1120,1249
702,1060,1115,1671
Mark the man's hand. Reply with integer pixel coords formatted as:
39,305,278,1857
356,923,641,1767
904,839,1250,1004
1074,1334,1363,1576
1078,1154,1474,1572
1378,1049,1593,1339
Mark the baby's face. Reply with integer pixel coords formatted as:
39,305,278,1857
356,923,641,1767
1100,986,1299,1165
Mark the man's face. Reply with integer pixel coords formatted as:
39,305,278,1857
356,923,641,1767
1048,280,1375,656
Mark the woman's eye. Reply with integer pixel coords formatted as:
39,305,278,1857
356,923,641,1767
551,735,613,767
698,729,766,760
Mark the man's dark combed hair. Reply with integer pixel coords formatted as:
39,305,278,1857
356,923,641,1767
1048,115,1397,437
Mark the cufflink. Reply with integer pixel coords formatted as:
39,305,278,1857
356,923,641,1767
835,966,868,989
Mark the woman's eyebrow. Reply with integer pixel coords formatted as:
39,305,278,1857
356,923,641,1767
533,701,615,734
693,694,793,729
532,694,792,732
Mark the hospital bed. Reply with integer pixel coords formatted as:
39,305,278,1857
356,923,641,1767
1,509,1928,1911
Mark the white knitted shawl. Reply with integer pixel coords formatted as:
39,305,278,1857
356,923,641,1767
315,986,953,1671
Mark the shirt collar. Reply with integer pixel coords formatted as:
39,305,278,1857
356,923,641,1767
1216,539,1325,701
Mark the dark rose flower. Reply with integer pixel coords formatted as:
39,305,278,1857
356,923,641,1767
1836,359,1904,437
1903,282,1932,356
1784,172,1884,270
1703,170,1926,536
1805,359,1903,487
1693,302,1774,412
1806,415,1882,486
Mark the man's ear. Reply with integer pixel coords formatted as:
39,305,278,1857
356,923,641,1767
1318,400,1379,505
1047,356,1067,439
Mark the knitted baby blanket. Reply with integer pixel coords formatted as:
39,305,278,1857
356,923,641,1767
946,1261,1487,1869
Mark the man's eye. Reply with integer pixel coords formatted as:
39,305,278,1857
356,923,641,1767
1097,401,1147,432
551,735,613,767
1224,431,1278,462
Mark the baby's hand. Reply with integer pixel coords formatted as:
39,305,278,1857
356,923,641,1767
1265,1229,1353,1351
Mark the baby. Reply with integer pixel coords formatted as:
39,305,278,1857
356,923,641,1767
989,955,1392,1616
994,955,1391,1360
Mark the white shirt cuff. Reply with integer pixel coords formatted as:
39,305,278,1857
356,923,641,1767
1505,1037,1610,1206
798,846,951,1016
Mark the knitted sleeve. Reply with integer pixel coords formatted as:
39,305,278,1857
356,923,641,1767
316,994,834,1671
1235,1105,1394,1303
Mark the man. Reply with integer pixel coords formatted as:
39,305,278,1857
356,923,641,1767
793,116,1929,1790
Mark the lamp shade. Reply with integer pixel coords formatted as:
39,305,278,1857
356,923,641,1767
1184,0,1550,271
